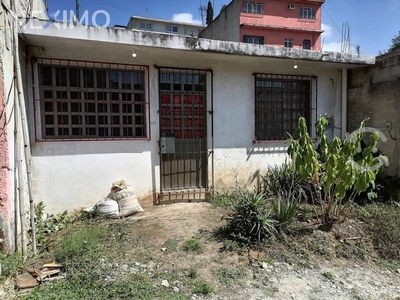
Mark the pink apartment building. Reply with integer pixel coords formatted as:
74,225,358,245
201,0,324,51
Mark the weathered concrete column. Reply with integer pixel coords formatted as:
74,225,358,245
0,61,13,251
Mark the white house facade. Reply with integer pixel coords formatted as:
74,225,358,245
17,19,375,215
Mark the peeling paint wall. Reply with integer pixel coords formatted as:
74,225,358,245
348,51,400,176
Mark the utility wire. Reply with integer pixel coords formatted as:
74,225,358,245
323,6,363,54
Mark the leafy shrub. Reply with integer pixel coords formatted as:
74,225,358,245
261,161,312,203
287,117,386,226
36,202,88,250
225,191,278,245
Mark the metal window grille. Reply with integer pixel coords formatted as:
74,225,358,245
243,35,264,45
303,39,311,50
34,58,149,141
300,7,316,19
284,38,293,48
242,1,263,14
254,73,317,141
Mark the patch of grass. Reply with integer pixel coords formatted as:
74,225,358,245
188,268,198,279
0,251,23,281
182,239,202,253
322,271,334,280
53,224,110,286
355,203,400,260
162,239,179,252
193,281,214,295
210,191,237,208
26,274,187,300
215,267,246,285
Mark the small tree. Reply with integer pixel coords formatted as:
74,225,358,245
388,31,400,53
206,0,214,25
287,117,387,227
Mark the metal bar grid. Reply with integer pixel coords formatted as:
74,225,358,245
33,57,150,142
254,73,317,142
157,66,212,204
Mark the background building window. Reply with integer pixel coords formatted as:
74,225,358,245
36,58,148,141
139,22,152,30
303,39,311,50
242,1,263,14
254,73,317,141
166,25,179,33
300,7,316,19
284,38,293,48
243,35,264,45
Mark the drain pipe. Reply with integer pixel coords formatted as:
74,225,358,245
341,69,348,139
13,17,37,254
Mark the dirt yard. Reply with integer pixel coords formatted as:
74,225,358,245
100,198,400,299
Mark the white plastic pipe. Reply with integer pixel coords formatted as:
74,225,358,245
341,69,348,139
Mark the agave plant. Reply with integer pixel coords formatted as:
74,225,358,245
226,191,278,244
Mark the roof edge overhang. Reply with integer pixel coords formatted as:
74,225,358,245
240,23,323,33
19,19,375,68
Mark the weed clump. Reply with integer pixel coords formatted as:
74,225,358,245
194,281,214,295
183,239,202,253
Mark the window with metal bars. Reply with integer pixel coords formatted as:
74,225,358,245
254,73,317,141
34,58,149,141
243,35,264,45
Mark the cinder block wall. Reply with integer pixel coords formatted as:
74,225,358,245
348,51,400,176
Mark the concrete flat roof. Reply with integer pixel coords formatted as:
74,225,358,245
130,16,206,28
20,19,375,68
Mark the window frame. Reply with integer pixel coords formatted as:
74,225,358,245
303,39,311,50
33,58,151,142
253,73,317,142
139,22,152,30
242,1,263,14
243,35,264,45
166,25,179,33
284,38,293,48
299,7,316,19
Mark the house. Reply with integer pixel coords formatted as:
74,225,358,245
348,49,400,176
127,16,205,37
200,0,324,50
1,3,375,252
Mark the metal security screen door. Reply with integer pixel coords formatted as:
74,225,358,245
158,67,212,202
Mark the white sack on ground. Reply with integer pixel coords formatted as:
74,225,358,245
84,198,120,218
111,180,144,217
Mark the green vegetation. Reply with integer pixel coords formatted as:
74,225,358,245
287,117,386,226
323,271,335,280
215,267,246,285
356,203,400,260
193,281,214,295
182,239,202,253
0,251,23,282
